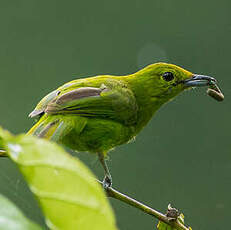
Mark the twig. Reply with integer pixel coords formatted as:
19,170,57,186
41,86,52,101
98,181,190,230
0,150,7,157
1,148,190,229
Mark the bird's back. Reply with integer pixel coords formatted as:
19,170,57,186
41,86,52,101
28,75,138,154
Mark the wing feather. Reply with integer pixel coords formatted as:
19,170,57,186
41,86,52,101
30,80,138,125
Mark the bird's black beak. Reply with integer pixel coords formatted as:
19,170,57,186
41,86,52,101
183,74,217,87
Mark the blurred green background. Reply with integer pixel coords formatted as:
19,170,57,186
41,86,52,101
0,0,230,229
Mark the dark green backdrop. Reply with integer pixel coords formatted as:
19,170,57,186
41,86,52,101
0,0,230,229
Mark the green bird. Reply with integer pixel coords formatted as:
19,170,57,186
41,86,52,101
27,63,218,188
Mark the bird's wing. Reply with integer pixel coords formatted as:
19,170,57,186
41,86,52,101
30,80,138,125
29,89,60,118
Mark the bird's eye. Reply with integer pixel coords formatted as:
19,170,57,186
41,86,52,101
162,72,174,82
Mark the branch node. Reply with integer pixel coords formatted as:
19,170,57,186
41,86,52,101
97,180,190,230
166,203,180,221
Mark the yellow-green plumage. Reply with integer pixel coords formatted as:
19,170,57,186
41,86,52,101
28,63,193,155
28,62,216,186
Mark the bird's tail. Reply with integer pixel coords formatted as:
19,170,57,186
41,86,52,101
0,114,87,155
28,114,87,142
27,114,72,142
0,114,80,156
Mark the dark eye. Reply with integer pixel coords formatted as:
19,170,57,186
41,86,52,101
162,72,174,81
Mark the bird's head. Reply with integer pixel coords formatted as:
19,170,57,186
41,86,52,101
133,62,216,103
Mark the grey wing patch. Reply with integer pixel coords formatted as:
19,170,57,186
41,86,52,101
29,90,60,118
55,87,103,105
28,109,43,118
45,86,108,114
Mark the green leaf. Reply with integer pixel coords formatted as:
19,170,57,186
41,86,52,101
0,127,117,230
0,127,11,152
0,194,42,230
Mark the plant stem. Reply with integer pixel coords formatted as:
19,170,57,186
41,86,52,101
98,181,190,230
0,150,7,157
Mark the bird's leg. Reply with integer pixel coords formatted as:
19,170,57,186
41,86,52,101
98,152,112,189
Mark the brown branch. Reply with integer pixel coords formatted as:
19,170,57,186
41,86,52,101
98,181,190,230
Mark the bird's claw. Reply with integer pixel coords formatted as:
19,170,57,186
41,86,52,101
103,174,112,190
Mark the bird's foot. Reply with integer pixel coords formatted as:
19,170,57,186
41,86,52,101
103,174,112,190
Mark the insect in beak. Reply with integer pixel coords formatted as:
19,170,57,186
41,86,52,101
183,74,224,101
